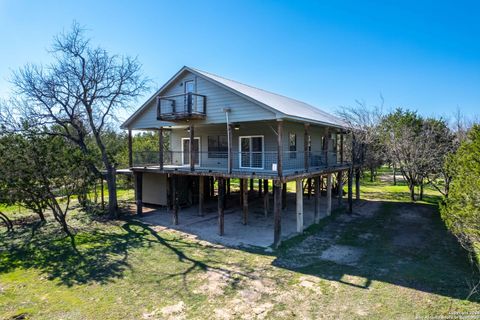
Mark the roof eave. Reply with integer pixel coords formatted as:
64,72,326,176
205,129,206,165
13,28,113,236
281,114,349,130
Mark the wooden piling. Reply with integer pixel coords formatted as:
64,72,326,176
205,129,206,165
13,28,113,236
314,176,320,223
135,172,143,216
198,176,204,216
326,173,332,216
355,168,361,200
218,178,225,236
348,168,353,214
296,178,303,233
337,171,343,206
172,176,179,225
242,178,248,225
273,180,282,248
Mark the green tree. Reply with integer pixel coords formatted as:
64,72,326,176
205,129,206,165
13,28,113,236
441,124,480,251
380,109,424,200
0,130,91,237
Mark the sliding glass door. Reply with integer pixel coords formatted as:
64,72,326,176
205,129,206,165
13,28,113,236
239,136,264,169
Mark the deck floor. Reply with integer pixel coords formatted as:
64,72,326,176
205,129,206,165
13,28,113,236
137,191,340,249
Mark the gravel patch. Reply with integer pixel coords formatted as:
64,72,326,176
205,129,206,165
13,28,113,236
320,244,364,266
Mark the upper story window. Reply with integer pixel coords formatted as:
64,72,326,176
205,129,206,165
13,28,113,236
208,135,228,158
289,133,297,159
184,80,194,94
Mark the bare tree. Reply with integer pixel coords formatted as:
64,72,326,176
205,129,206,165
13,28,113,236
6,23,149,218
420,118,456,199
337,99,385,181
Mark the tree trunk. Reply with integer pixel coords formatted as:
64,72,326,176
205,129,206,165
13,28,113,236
0,212,13,232
409,184,416,201
370,167,374,182
393,165,397,186
106,167,118,218
419,182,424,201
36,209,46,222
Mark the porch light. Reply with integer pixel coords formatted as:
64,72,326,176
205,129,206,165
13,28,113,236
234,125,240,130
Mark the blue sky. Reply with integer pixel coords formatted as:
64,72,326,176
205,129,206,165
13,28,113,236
0,0,479,121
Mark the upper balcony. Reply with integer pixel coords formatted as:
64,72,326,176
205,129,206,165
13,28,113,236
156,93,207,121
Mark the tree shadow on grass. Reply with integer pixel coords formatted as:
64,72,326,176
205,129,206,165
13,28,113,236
0,218,252,287
272,199,480,302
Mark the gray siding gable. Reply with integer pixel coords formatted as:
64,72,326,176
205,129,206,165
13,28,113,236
123,69,276,130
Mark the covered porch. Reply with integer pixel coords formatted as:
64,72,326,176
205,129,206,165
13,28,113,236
137,189,339,248
132,171,356,248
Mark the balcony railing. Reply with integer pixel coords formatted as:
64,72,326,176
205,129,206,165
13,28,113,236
157,93,206,121
133,150,348,175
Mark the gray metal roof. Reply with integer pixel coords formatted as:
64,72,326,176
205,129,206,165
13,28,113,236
121,66,348,129
190,67,347,128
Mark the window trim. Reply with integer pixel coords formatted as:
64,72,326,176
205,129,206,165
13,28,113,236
238,135,264,170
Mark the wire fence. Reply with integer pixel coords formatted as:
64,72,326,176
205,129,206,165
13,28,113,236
133,150,348,173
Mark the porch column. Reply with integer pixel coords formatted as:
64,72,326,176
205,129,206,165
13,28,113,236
158,127,164,170
296,178,303,233
242,178,248,225
128,129,133,167
348,168,353,214
337,171,344,206
258,179,263,197
304,123,310,171
323,128,330,167
277,120,284,177
135,172,143,215
326,173,332,216
189,124,195,172
307,178,312,199
228,124,233,174
314,176,321,223
340,132,344,164
172,176,179,225
198,176,204,216
239,178,244,206
226,178,231,196
250,179,254,192
282,183,287,210
273,180,282,248
218,178,225,236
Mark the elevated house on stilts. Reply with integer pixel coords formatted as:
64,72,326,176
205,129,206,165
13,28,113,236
121,66,355,248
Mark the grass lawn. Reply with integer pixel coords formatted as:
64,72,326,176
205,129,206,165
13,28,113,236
0,173,478,319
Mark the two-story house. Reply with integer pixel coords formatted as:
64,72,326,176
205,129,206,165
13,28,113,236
121,66,353,247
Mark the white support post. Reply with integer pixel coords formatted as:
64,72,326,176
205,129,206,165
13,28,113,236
296,178,304,233
326,173,332,216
